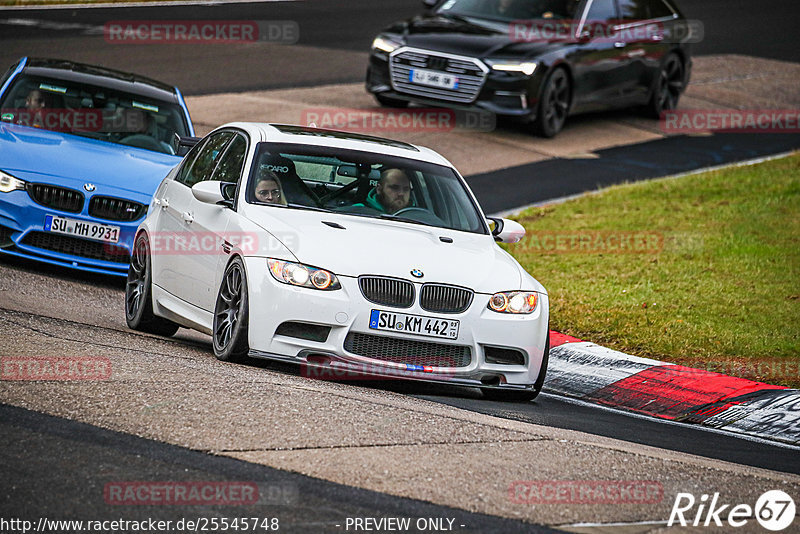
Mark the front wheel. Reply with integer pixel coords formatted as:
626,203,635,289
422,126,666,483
646,53,684,118
213,257,250,363
533,68,570,138
481,337,549,402
125,233,180,336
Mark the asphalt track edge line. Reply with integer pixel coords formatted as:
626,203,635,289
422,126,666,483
489,149,798,218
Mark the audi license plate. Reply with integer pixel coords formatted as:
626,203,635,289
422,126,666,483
408,68,459,89
44,215,120,244
369,309,459,340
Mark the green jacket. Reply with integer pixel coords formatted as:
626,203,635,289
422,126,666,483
354,189,388,213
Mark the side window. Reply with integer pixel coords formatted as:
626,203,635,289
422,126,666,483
175,138,208,184
584,0,618,22
646,0,675,18
617,0,649,20
177,131,233,187
0,61,20,92
212,134,247,184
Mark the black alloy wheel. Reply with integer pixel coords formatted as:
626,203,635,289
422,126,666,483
648,53,684,118
125,233,180,336
212,257,250,362
534,68,570,138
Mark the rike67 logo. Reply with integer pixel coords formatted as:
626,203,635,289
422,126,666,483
668,490,796,531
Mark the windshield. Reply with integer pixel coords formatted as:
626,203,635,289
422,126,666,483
436,0,581,21
0,75,189,155
246,143,489,235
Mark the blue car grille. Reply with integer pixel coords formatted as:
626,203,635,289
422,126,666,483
26,184,84,213
359,276,415,308
420,284,473,314
89,196,147,222
21,231,130,264
344,332,471,368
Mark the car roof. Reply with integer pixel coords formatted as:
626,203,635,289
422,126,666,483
20,57,179,103
222,122,455,168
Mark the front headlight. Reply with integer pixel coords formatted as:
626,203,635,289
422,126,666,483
0,170,26,193
267,259,341,291
488,291,538,314
485,60,538,76
372,35,402,54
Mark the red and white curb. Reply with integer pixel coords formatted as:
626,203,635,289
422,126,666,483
544,332,800,446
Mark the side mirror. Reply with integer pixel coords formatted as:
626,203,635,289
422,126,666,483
173,134,202,157
192,180,225,204
488,217,525,243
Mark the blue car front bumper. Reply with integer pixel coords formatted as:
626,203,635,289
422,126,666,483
0,189,142,277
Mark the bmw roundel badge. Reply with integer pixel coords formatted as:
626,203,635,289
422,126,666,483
410,269,424,278
83,183,96,192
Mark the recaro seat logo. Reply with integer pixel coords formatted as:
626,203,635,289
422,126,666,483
264,165,289,174
668,490,796,531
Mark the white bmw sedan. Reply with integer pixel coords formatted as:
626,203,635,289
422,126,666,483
125,123,549,401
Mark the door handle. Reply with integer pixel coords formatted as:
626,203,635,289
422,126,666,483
614,41,626,48
182,211,194,224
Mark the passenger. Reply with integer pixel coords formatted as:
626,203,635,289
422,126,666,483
254,170,287,206
359,168,412,214
25,89,51,111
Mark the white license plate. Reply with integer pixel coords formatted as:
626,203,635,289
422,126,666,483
44,215,120,244
409,68,459,89
369,309,459,340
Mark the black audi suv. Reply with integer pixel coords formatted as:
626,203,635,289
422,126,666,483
366,0,694,137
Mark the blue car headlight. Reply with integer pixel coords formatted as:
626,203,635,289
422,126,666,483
267,258,341,291
0,170,26,193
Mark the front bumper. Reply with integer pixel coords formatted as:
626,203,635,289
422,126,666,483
366,51,544,122
244,256,549,389
0,190,139,277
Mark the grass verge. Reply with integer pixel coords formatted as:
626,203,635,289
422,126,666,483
508,152,800,388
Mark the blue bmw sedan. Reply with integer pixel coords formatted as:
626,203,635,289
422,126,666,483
0,57,194,277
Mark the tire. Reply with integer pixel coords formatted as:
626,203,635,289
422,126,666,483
212,257,250,363
481,337,550,402
533,68,570,138
646,53,684,118
125,233,180,336
374,93,409,108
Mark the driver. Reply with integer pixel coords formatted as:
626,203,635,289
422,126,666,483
360,168,412,214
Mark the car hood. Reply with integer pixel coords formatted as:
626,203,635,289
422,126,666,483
392,14,558,59
243,207,538,294
0,122,179,199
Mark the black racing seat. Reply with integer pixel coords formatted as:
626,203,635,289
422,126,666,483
256,153,317,206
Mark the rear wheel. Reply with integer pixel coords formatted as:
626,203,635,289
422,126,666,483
481,337,549,402
646,53,684,118
125,233,180,336
533,68,570,138
213,257,250,363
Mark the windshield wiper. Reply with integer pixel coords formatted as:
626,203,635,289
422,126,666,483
285,203,333,213
377,213,436,228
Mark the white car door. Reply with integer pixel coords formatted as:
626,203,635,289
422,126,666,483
153,130,234,302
